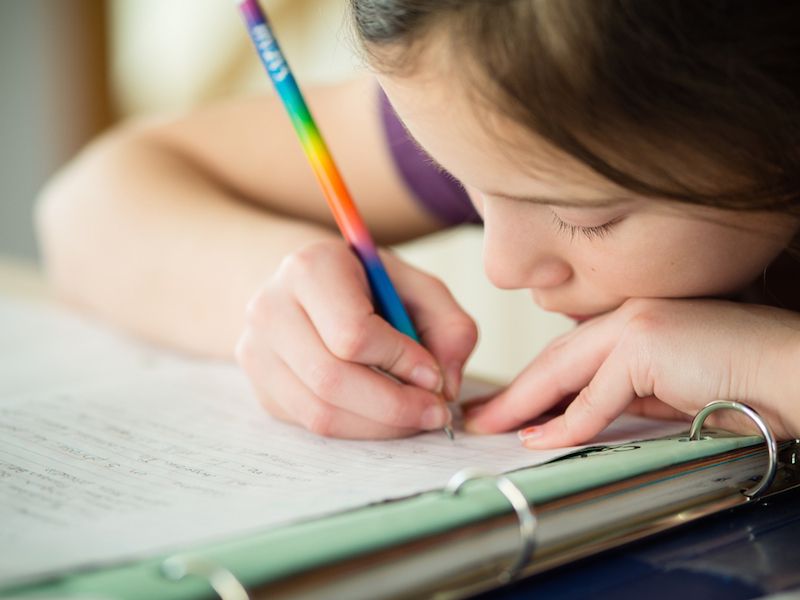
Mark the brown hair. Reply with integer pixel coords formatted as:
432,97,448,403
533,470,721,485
351,0,800,216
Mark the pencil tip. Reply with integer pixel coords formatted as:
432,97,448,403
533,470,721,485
444,426,455,441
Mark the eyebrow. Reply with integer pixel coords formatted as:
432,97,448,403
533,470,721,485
484,192,629,208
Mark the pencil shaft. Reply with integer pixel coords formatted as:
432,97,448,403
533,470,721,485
237,1,454,439
237,0,418,340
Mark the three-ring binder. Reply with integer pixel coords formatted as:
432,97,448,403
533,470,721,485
159,400,781,598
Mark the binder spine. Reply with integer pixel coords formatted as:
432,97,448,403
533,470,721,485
158,400,778,598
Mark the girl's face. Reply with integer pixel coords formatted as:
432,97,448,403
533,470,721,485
380,73,799,320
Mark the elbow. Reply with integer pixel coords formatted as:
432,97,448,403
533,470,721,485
34,125,143,307
35,144,95,306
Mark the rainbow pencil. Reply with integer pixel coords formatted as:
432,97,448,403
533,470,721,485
236,0,453,439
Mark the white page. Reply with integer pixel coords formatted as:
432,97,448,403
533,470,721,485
0,297,686,587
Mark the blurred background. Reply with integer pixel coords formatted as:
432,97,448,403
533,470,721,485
0,0,571,382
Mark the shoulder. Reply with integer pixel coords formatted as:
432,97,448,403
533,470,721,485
377,87,482,227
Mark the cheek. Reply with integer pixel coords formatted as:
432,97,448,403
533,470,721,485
579,219,787,298
685,236,785,294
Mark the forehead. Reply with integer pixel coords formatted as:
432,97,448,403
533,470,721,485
377,72,628,203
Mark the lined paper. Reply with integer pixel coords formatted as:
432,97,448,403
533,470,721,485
0,297,685,586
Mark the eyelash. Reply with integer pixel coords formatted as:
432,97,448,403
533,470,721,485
551,213,619,240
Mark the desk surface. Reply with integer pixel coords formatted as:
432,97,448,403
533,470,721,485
479,477,800,600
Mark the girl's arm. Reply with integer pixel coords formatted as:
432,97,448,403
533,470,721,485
36,77,443,357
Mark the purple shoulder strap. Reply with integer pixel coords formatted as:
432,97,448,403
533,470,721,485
378,88,481,225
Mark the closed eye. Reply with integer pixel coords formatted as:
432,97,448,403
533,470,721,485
551,212,621,240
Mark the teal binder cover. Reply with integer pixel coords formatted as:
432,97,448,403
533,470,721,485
4,432,773,600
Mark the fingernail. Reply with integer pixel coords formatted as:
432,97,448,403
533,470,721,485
517,426,542,442
410,364,442,393
421,404,451,430
444,361,462,401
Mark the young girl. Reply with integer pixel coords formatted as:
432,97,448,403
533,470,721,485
37,1,800,447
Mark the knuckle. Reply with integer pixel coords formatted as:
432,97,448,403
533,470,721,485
546,329,574,351
571,385,614,433
558,411,581,445
381,341,407,374
327,321,371,361
234,334,256,370
574,385,600,417
306,360,342,397
244,295,262,326
277,250,313,282
305,404,337,437
244,287,276,328
244,300,260,327
452,314,479,348
622,307,668,344
536,343,563,369
424,273,449,295
281,240,343,280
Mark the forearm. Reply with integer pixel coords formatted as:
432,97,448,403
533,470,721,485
37,129,338,358
771,327,800,438
737,304,800,439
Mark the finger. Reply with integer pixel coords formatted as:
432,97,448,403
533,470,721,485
237,332,418,439
519,346,637,448
385,256,479,402
286,245,446,393
266,298,452,430
272,356,420,440
625,396,693,422
236,331,296,424
237,337,294,424
464,316,619,434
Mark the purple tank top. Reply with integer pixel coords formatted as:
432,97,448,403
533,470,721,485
378,88,482,226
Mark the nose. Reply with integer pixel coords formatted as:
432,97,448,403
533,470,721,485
482,198,573,290
485,248,573,289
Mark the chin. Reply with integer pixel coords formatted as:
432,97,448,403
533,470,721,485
563,313,595,323
530,292,620,322
538,303,599,322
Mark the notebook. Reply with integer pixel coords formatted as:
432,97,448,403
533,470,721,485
1,296,793,599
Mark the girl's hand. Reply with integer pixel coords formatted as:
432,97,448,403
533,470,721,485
236,239,478,439
465,298,800,447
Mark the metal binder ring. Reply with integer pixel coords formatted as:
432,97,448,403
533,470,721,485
445,467,537,583
689,400,778,498
161,555,250,600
